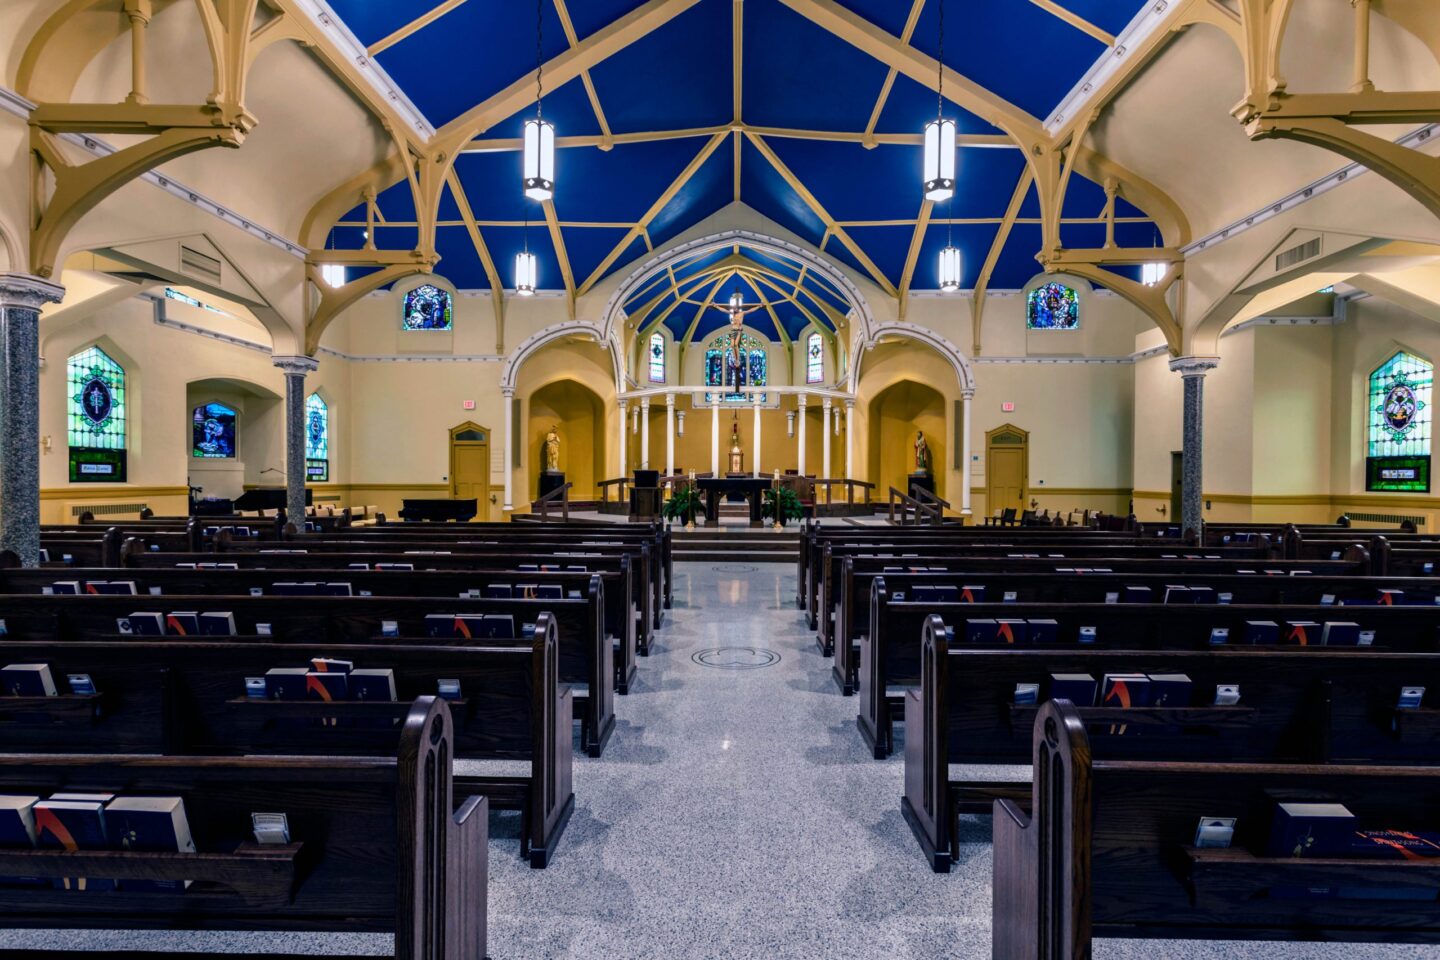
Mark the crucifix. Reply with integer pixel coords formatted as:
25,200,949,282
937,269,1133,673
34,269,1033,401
712,292,764,389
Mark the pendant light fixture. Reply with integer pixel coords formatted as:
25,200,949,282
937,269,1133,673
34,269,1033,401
922,0,955,202
522,0,555,202
938,241,961,292
515,249,537,296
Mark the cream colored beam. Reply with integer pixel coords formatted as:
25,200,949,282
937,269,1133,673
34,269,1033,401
971,167,1033,355
742,267,828,338
732,0,744,122
677,272,732,348
554,0,616,149
465,125,729,152
542,200,577,318
305,261,432,354
862,0,926,148
733,130,743,201
896,198,933,320
635,267,732,334
577,131,728,296
738,271,789,349
1027,0,1114,46
464,125,1012,151
444,169,506,352
1043,254,1183,353
367,0,472,57
745,131,898,297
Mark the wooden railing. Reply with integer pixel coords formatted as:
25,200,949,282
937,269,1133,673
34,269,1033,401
597,477,630,509
811,478,875,506
533,482,572,522
888,486,942,526
909,483,950,514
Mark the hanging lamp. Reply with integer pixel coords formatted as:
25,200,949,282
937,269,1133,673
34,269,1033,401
514,249,537,296
522,0,555,201
922,0,955,202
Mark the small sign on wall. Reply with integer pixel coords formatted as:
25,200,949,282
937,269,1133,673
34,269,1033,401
1001,402,1015,412
463,400,476,410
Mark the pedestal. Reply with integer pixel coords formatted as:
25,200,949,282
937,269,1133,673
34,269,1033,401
908,472,935,499
538,471,566,499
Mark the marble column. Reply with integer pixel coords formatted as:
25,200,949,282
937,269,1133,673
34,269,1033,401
639,398,651,470
665,394,675,476
796,394,808,476
960,389,974,516
710,398,719,475
0,275,64,566
502,388,515,511
1169,356,1220,536
821,397,833,481
273,355,318,529
844,400,855,481
751,396,761,478
618,400,629,480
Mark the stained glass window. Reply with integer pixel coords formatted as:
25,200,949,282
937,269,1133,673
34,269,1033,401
1366,351,1432,492
1026,282,1080,330
67,346,127,482
648,332,665,383
806,332,823,384
305,393,330,482
704,331,767,403
401,284,453,330
192,402,238,459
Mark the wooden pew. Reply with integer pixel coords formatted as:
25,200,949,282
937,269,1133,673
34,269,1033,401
831,556,1387,693
0,562,640,696
0,697,488,959
902,613,1440,870
994,700,1440,957
0,589,616,758
0,618,571,867
860,587,1440,758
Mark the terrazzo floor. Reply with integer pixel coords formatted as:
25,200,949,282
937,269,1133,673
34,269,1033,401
5,561,1440,958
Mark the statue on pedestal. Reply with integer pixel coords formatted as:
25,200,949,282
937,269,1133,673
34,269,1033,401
914,430,931,475
543,427,561,472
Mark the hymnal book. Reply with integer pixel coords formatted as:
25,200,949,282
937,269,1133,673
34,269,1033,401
1378,589,1405,606
51,581,80,595
2,663,56,697
1026,619,1058,644
483,585,513,599
165,612,199,636
1162,585,1192,604
1194,817,1236,849
424,614,457,639
1214,684,1241,705
1049,673,1097,706
271,582,317,596
380,621,399,638
199,612,236,636
1268,802,1355,859
1147,673,1193,706
35,797,115,891
518,564,539,572
1320,594,1336,606
349,669,397,701
1003,591,1019,603
107,796,195,891
1244,620,1279,645
516,584,540,599
1359,629,1376,647
481,615,516,639
1398,686,1426,709
1283,620,1320,646
88,581,137,596
347,563,371,571
959,585,985,603
566,565,588,572
993,619,1028,644
1013,683,1039,705
264,667,309,700
1217,593,1233,605
128,612,166,636
964,619,996,644
256,623,273,636
1321,621,1360,646
540,564,560,572
1187,586,1217,605
309,658,353,674
320,583,353,597
521,622,538,638
66,674,96,696
535,584,564,600
1350,829,1440,860
1122,586,1152,604
305,671,348,701
451,614,485,639
0,795,42,886
1101,673,1152,708
244,677,267,699
1208,627,1230,645
374,563,414,572
251,812,290,845
437,678,461,700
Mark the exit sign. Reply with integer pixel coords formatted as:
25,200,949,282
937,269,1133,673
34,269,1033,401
463,400,476,410
1001,402,1015,412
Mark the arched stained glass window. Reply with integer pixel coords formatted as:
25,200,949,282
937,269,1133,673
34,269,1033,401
1026,282,1080,330
648,332,665,383
1367,351,1432,492
68,346,127,482
704,331,767,403
306,393,330,482
192,402,238,459
401,284,453,330
806,332,823,384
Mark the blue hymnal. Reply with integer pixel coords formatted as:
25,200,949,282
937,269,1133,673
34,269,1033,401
1049,673,1097,706
481,615,516,639
1321,621,1360,646
128,612,165,636
1147,673,1193,706
536,584,564,600
1245,620,1279,645
1268,802,1355,859
1122,586,1152,604
264,667,308,700
1,663,56,696
350,669,397,701
199,612,236,636
483,584,513,599
35,798,115,891
424,614,457,639
1026,619,1058,644
107,796,195,891
1163,585,1192,604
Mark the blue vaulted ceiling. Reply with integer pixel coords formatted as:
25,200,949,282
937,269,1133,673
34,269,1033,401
323,0,1160,316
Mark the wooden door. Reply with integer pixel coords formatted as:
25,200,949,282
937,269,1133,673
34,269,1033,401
985,424,1028,516
449,423,490,521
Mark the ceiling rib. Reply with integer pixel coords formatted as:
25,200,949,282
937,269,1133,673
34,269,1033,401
1026,0,1115,46
861,0,927,148
367,0,472,57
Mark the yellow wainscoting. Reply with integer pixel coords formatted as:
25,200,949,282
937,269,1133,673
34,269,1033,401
39,485,191,524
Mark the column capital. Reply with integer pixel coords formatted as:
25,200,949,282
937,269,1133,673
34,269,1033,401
961,388,975,400
844,398,855,410
666,392,675,407
0,274,64,311
502,386,515,399
797,393,808,408
753,394,762,407
272,355,319,375
619,398,629,410
640,396,651,409
1168,355,1220,378
822,396,833,409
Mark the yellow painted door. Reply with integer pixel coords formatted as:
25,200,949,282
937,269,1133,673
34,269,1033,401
452,443,490,521
989,447,1025,515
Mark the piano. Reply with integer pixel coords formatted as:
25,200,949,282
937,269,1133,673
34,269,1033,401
398,498,478,522
230,488,311,514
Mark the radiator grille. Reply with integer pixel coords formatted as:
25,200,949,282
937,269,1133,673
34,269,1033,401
70,502,149,518
1275,237,1321,271
1345,511,1425,528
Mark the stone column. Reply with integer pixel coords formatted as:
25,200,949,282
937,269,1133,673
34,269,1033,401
1169,356,1220,536
821,397,833,481
0,275,64,566
710,398,719,475
751,395,761,478
272,355,318,529
502,388,515,511
639,398,651,470
618,400,629,480
796,394,808,475
665,393,675,476
960,389,974,516
844,400,855,481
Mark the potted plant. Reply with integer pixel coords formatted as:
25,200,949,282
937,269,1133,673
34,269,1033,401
762,487,803,528
662,484,702,527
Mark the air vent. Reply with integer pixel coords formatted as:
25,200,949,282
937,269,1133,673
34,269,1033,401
180,245,222,283
1346,511,1425,528
1275,237,1321,272
70,502,149,518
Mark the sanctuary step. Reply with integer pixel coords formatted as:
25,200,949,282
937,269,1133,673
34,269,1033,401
670,527,800,564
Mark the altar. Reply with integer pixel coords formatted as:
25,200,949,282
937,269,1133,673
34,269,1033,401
695,476,773,527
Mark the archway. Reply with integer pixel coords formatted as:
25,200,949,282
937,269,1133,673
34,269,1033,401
867,379,946,503
528,379,606,501
185,376,283,501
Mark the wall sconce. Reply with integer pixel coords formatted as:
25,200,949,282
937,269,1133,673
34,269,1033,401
786,411,796,438
40,435,51,454
676,411,686,438
1157,503,1168,516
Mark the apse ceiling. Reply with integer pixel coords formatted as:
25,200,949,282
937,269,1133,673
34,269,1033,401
324,0,1162,306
